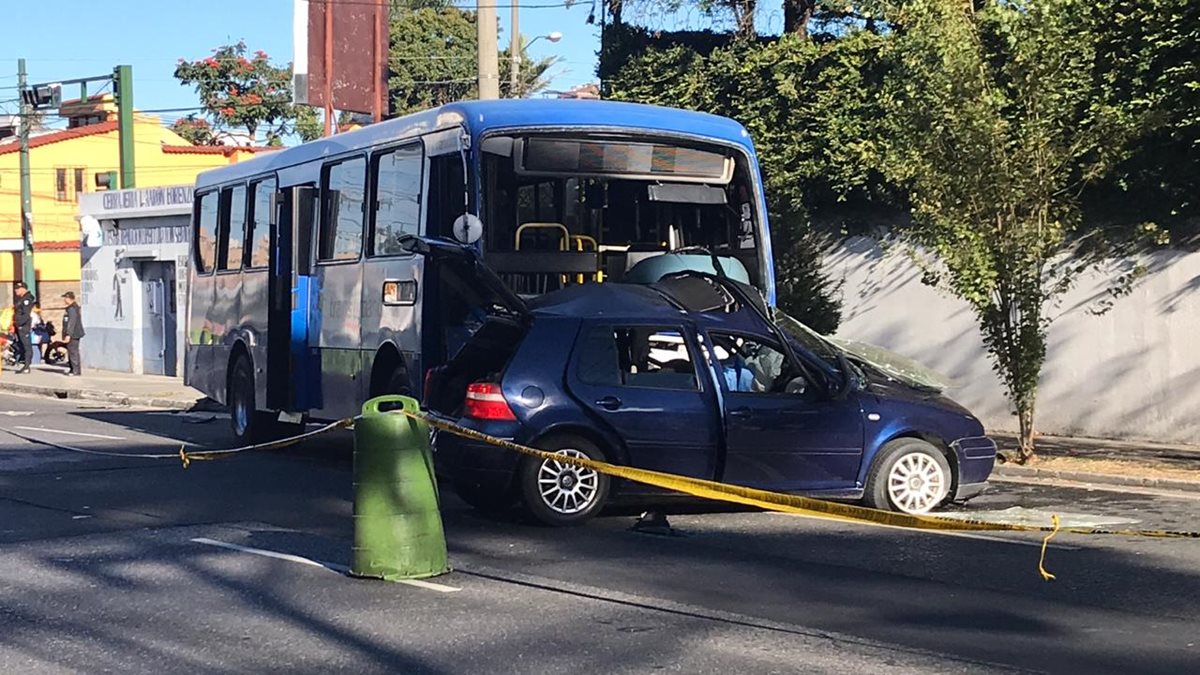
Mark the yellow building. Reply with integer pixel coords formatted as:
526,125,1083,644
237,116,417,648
0,94,275,310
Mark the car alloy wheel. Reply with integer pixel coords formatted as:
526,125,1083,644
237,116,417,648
885,451,947,514
536,448,600,515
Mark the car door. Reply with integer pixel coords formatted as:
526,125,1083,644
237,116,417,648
709,331,865,491
568,323,721,481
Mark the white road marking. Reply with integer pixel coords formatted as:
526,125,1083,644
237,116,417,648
190,537,461,592
12,426,125,441
0,411,35,417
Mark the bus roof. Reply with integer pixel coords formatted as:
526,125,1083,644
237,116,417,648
194,99,754,190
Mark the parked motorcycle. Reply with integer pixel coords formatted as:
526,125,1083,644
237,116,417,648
4,321,68,367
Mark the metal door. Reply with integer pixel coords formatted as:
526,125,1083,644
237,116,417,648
567,323,721,480
267,185,317,411
162,263,178,377
140,263,167,375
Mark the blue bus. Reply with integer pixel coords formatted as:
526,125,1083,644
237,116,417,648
185,100,776,442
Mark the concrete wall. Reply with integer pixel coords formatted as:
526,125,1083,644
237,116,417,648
825,237,1200,444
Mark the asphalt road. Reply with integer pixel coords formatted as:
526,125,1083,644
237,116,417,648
1,393,1197,674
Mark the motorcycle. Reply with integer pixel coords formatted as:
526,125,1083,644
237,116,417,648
4,321,68,368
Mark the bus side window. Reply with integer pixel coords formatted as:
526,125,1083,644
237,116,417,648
194,191,218,273
218,185,247,271
426,154,466,240
247,177,276,268
318,157,367,261
371,144,423,256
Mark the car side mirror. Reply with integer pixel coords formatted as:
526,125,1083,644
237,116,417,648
785,376,807,396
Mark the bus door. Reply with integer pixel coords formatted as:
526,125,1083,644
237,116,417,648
267,185,318,411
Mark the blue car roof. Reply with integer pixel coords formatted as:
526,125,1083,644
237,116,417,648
528,281,767,336
529,283,686,320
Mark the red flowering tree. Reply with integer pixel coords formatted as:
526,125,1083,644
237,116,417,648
169,114,215,145
174,41,301,144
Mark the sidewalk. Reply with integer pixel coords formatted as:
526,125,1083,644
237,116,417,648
0,363,208,410
992,433,1200,492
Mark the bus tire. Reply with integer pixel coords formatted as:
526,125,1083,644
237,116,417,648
228,354,271,445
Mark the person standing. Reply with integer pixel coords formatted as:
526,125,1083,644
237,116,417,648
12,281,36,374
61,291,85,376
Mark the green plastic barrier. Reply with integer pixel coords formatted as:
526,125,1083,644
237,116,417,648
352,395,449,580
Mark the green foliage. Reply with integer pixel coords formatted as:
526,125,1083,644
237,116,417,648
388,7,556,116
878,0,1147,458
174,41,301,144
1085,0,1200,239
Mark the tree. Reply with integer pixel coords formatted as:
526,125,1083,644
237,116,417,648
388,6,556,116
878,0,1148,461
169,114,215,145
174,41,302,145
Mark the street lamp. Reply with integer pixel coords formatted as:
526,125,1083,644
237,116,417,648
510,32,564,98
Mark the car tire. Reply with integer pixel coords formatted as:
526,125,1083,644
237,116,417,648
453,479,515,514
228,355,273,446
519,435,611,527
863,438,953,515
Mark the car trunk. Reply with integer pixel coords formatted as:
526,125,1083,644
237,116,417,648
400,236,532,416
424,315,527,415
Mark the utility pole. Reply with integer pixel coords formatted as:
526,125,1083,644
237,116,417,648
509,1,520,98
324,1,334,136
477,0,500,99
112,65,135,188
17,59,35,295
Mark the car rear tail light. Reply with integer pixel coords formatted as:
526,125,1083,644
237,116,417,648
464,382,517,421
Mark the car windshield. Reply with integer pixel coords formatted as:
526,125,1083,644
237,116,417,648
773,310,842,370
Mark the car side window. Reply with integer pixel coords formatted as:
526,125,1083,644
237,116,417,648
578,325,698,391
709,333,798,394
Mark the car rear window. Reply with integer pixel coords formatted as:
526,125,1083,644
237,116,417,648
577,325,698,391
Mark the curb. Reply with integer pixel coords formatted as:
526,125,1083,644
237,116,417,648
994,465,1200,494
0,380,204,411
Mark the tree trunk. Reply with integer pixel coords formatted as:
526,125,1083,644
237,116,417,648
607,0,622,27
1017,403,1037,463
732,0,757,40
783,0,816,38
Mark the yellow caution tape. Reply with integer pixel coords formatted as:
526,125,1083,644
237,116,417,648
404,409,1200,580
1039,515,1061,581
0,418,356,469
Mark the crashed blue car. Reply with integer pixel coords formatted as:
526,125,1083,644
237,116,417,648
411,237,996,526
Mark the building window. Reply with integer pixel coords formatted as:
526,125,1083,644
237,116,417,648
74,167,86,200
319,157,366,261
371,144,423,256
247,177,276,269
219,185,247,271
55,169,68,201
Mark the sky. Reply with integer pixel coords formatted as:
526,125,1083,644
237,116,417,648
0,0,602,138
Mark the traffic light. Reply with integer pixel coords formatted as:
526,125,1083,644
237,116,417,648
20,83,61,109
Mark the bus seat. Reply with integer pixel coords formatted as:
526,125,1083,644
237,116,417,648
513,223,569,294
624,253,752,285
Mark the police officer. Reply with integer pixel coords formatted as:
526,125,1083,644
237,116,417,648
61,291,85,376
12,281,36,374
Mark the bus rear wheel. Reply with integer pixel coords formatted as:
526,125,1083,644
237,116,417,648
228,354,272,445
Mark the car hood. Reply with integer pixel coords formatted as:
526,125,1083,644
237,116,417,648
831,338,956,394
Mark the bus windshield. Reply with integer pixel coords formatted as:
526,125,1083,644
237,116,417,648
478,133,763,296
